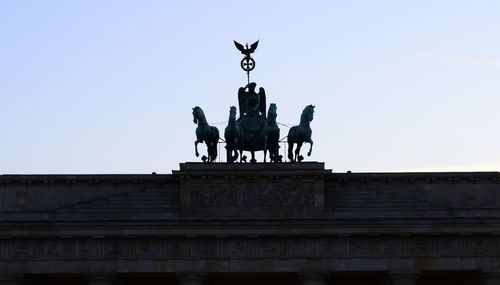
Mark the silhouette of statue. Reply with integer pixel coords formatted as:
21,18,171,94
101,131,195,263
238,82,266,119
288,105,315,162
234,40,259,83
192,106,219,163
234,40,259,58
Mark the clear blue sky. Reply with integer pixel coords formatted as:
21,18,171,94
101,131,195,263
1,1,499,173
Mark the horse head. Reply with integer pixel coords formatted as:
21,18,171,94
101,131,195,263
300,105,315,123
192,106,203,124
267,103,277,121
229,106,237,121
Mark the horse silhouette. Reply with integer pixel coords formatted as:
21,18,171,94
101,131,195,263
266,103,281,162
287,105,314,162
192,106,219,162
224,106,241,163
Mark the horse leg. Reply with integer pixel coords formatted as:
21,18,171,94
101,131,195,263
288,142,294,162
226,145,233,163
307,139,313,156
206,142,212,162
233,149,239,162
295,142,303,162
274,142,280,162
272,145,278,162
269,145,274,162
263,141,267,163
229,143,239,163
194,140,201,157
264,139,273,162
267,143,272,162
212,141,218,162
209,142,217,162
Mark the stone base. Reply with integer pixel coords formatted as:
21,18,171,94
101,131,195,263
173,162,331,218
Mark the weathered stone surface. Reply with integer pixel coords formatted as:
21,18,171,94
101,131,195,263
1,235,499,262
175,162,328,217
0,174,178,213
0,163,499,281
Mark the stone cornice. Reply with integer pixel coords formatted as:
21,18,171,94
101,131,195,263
0,234,498,269
1,171,499,184
0,174,176,186
328,171,500,183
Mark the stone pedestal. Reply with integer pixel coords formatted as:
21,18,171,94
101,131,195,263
173,162,330,218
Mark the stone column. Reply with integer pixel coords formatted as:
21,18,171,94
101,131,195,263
85,274,114,285
390,271,419,285
482,271,500,285
0,275,23,285
297,273,329,285
177,273,207,285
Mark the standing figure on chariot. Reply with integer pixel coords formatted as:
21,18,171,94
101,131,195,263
238,82,266,119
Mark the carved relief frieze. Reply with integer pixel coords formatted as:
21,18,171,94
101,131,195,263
77,239,97,259
104,240,121,258
287,238,313,257
189,182,315,207
258,238,281,258
318,237,349,257
379,238,402,256
12,240,32,258
193,238,217,258
436,236,459,256
226,239,247,258
0,235,497,261
46,241,64,258
470,237,491,256
136,240,154,257
349,237,377,257
165,238,189,257
406,237,432,256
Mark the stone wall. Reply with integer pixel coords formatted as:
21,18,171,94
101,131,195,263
326,172,500,218
0,174,179,215
0,163,499,281
2,164,499,219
